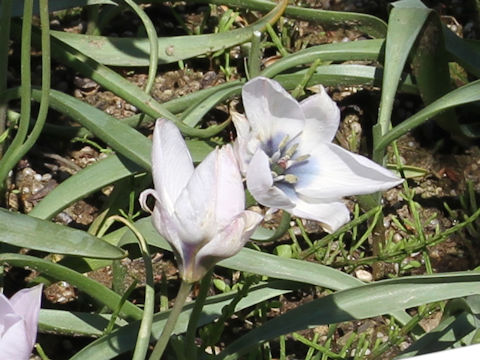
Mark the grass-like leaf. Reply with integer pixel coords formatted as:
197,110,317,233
219,272,480,359
0,208,126,259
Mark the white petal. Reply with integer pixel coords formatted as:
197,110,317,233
10,284,43,349
246,150,294,208
295,143,403,200
299,86,340,152
232,111,252,175
188,210,263,282
174,148,221,244
152,119,194,212
242,77,305,152
290,198,351,233
213,145,245,226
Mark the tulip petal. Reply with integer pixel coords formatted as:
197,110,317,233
191,210,263,282
9,284,43,349
246,150,294,209
291,198,351,233
242,77,305,153
295,143,402,200
174,148,220,244
0,317,32,360
214,145,245,225
299,86,340,152
152,119,194,212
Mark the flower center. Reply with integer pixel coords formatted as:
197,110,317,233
268,134,309,185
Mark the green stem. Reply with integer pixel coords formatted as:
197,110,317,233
149,280,193,360
185,270,213,359
0,0,50,191
123,0,158,94
0,0,12,158
247,30,262,79
107,216,154,360
0,0,32,190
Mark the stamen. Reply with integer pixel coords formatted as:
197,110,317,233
294,154,310,163
284,174,298,184
278,134,290,151
284,143,299,159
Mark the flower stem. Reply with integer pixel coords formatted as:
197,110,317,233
149,280,192,360
108,216,154,360
185,270,213,359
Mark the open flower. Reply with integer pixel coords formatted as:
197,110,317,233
0,284,43,360
233,77,403,233
140,119,263,283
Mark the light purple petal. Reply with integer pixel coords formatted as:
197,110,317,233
246,150,294,209
295,143,403,200
299,86,340,152
291,198,351,233
9,284,43,349
152,119,194,212
0,318,32,360
242,77,305,152
0,293,15,317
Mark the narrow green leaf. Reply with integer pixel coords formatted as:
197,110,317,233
51,0,287,67
396,312,476,358
69,281,294,360
0,253,142,321
0,209,126,259
39,310,128,337
219,273,480,360
444,27,480,77
373,0,430,163
33,89,152,170
261,39,385,78
410,10,463,139
29,155,142,220
187,0,387,38
6,0,116,17
375,79,480,150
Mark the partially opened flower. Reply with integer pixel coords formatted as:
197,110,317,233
0,284,43,360
140,119,263,283
233,77,403,233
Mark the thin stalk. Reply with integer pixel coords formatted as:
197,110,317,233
247,30,262,79
108,215,155,360
0,0,51,192
266,23,289,57
0,0,33,190
185,270,213,360
0,0,12,157
149,280,193,360
123,0,158,94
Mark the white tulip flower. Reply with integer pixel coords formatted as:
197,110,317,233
233,77,403,232
140,119,263,283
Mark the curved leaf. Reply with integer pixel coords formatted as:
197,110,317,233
0,253,142,321
188,0,387,38
219,272,480,359
375,79,480,151
51,0,288,67
261,39,385,78
69,281,293,359
0,209,126,259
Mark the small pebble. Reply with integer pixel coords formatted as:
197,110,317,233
355,269,373,282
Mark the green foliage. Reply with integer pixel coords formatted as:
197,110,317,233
1,0,480,358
